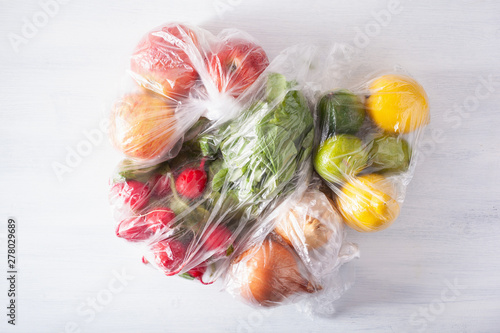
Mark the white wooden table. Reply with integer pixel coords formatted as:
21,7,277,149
1,1,499,332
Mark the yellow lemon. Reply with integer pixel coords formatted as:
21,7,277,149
366,74,429,134
337,174,400,232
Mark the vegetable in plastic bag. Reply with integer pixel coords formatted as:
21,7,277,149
313,68,429,232
109,35,316,285
226,183,358,308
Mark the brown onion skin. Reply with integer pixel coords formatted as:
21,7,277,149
274,192,337,250
240,237,315,307
275,210,332,250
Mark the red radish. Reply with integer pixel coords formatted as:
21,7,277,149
202,225,232,254
150,173,171,197
187,262,215,285
145,207,176,232
111,180,150,211
187,263,206,280
116,216,149,241
152,239,187,276
116,207,175,242
175,160,207,199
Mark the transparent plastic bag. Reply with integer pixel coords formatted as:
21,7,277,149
225,179,359,308
107,23,429,312
108,28,316,284
312,62,430,232
109,23,271,166
223,46,429,309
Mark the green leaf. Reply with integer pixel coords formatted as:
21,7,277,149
178,273,195,281
226,244,234,256
116,159,159,182
266,72,288,102
212,79,314,214
212,168,228,192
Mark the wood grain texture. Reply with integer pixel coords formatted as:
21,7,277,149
1,0,500,332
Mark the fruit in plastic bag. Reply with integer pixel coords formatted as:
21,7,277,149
366,74,429,134
207,39,269,97
369,135,411,174
130,23,199,99
314,134,368,184
336,174,400,232
110,92,177,160
317,89,366,136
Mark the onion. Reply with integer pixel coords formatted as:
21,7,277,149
237,237,316,307
275,192,339,250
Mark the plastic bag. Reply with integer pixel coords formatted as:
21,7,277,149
109,23,271,167
312,58,430,232
225,179,359,309
108,24,316,284
223,46,429,309
107,22,429,312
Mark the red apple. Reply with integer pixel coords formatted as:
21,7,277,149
110,92,177,161
207,39,269,97
130,24,199,100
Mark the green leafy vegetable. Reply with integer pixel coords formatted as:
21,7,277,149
215,81,314,206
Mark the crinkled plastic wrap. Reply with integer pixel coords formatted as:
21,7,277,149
110,23,271,166
312,62,430,232
107,23,428,313
225,180,359,310
108,24,317,285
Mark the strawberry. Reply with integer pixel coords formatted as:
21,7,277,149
150,173,172,197
111,180,151,211
175,161,207,199
152,239,187,276
202,225,232,254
